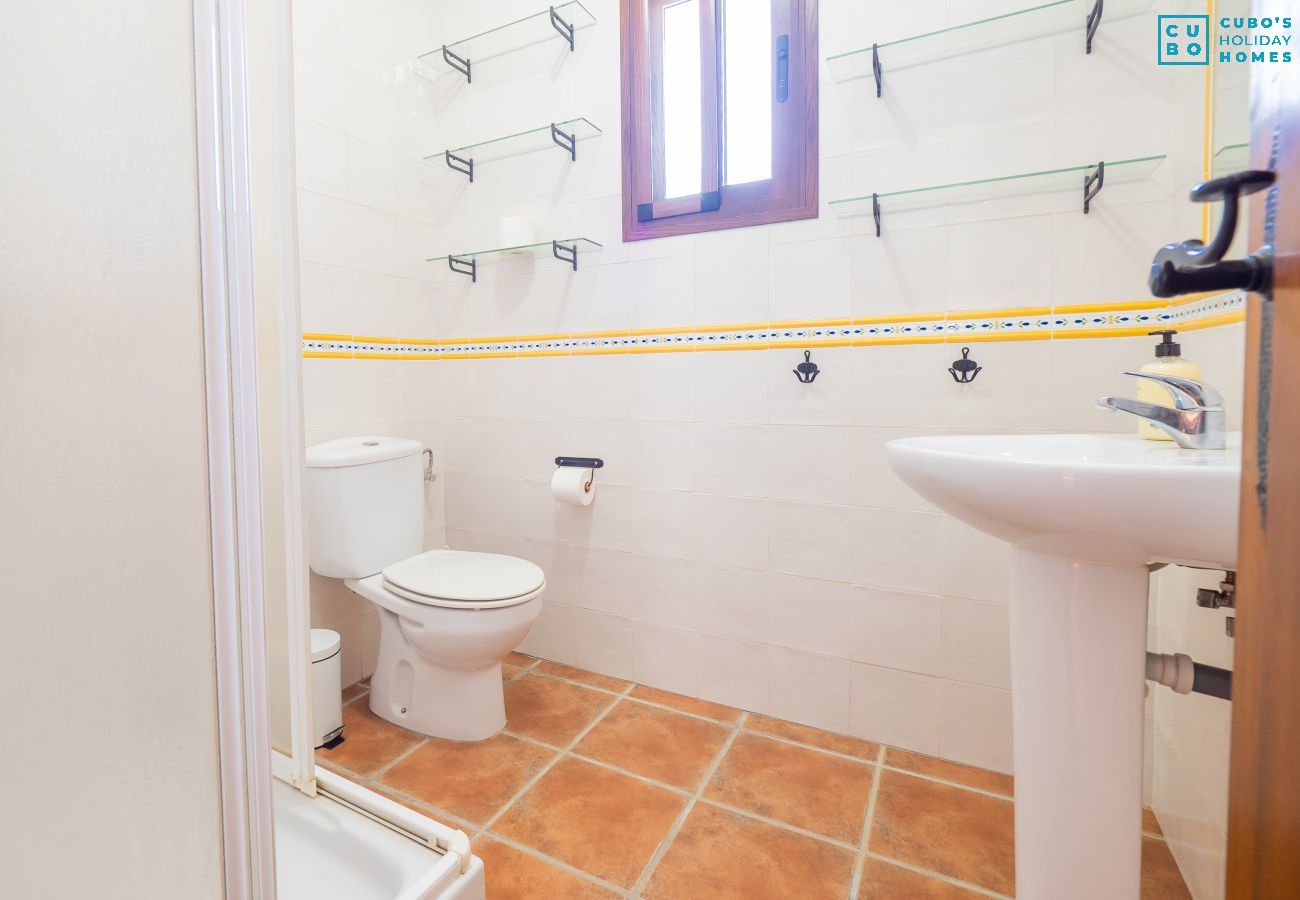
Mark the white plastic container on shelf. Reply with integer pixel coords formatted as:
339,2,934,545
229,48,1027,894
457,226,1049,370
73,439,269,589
310,628,343,748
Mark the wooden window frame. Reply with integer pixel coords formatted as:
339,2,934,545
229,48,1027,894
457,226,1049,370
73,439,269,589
621,0,818,241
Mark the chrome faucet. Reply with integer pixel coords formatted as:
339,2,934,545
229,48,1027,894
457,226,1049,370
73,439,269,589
1097,372,1227,450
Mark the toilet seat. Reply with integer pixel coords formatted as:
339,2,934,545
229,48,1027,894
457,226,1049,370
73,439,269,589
381,549,545,611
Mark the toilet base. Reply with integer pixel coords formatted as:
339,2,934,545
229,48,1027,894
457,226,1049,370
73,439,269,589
367,607,509,741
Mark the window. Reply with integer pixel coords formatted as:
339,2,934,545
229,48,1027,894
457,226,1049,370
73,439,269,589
620,0,818,240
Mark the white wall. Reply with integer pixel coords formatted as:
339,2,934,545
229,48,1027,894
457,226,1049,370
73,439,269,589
292,0,450,687
291,0,1245,778
418,0,1235,774
0,2,224,896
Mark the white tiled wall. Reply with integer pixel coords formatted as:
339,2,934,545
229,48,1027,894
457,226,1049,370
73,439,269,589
292,0,450,687
292,0,1246,776
438,325,1243,774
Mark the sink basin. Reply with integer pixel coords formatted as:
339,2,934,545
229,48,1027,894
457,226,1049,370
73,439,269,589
887,434,1241,568
886,433,1241,900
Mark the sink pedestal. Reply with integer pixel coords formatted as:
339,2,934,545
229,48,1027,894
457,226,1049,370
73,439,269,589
1011,549,1149,900
885,433,1240,900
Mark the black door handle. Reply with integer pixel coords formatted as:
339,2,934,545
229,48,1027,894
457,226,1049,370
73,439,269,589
1148,169,1275,298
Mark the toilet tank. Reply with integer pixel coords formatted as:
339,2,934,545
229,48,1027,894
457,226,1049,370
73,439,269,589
305,436,425,579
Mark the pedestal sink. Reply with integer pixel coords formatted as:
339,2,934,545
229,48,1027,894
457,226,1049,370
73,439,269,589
886,434,1240,900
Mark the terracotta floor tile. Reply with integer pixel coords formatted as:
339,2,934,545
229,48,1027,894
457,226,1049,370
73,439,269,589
575,699,730,789
1143,807,1163,837
504,674,616,746
377,733,556,826
1142,835,1192,899
884,747,1014,798
705,732,874,843
504,651,536,667
747,714,879,761
473,837,619,900
317,701,423,777
534,660,632,692
856,856,984,898
493,756,685,888
643,802,854,900
342,683,369,703
501,664,521,683
870,769,1015,895
629,685,743,723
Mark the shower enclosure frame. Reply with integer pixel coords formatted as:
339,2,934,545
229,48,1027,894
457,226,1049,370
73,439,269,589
193,0,337,891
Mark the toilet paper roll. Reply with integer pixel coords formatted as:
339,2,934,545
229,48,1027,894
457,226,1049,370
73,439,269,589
551,466,595,506
500,216,535,251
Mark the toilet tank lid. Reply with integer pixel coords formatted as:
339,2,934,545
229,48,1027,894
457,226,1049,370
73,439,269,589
306,436,424,468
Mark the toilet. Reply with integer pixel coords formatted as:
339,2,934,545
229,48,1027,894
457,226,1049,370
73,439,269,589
305,436,544,741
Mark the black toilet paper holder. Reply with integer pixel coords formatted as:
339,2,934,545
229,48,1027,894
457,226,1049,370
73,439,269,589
556,456,603,488
555,457,604,469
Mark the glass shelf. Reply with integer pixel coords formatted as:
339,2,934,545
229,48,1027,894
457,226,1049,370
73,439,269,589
418,2,596,80
1212,143,1249,176
428,238,602,282
830,155,1166,225
429,118,602,176
828,0,1153,85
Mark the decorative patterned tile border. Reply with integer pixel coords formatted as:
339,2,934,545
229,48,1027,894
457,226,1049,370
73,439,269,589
303,291,1246,360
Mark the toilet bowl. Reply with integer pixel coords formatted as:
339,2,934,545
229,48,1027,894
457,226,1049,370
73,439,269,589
305,436,545,742
346,550,543,740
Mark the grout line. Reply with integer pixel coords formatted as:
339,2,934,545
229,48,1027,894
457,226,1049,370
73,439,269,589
479,681,636,835
694,797,861,853
877,763,1014,802
626,711,749,899
477,829,631,897
369,736,430,781
515,668,630,697
848,744,887,899
564,751,695,797
861,851,1012,900
498,726,694,799
516,664,743,726
617,694,744,726
737,725,878,767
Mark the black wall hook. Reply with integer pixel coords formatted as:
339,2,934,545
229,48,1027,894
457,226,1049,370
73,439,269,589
793,350,820,383
949,347,981,384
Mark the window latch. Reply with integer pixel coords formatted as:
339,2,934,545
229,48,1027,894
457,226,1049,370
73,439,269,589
776,34,789,102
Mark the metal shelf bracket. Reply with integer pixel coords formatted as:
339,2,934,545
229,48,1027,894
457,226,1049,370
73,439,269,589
872,192,881,237
448,255,477,283
549,6,576,50
552,240,579,271
1083,160,1105,213
442,44,471,82
1086,0,1103,54
872,43,882,98
445,149,474,182
550,122,577,161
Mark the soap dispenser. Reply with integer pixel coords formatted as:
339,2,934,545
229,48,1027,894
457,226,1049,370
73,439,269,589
1135,330,1201,441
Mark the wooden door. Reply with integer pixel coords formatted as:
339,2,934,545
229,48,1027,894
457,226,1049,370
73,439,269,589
1225,13,1300,897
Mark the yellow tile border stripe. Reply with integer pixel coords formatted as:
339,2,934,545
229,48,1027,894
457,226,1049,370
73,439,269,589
302,292,1246,360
